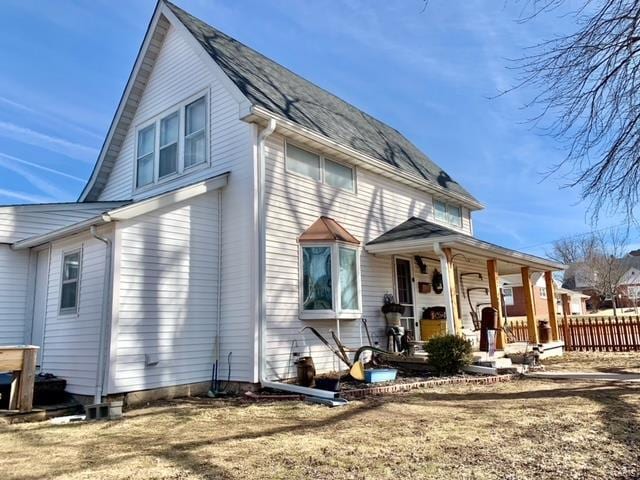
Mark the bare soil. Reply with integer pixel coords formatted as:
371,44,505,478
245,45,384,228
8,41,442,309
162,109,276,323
2,377,640,479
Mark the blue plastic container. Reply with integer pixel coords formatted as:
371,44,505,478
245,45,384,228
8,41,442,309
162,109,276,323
364,368,398,383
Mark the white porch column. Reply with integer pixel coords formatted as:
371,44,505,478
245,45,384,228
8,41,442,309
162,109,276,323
435,243,457,335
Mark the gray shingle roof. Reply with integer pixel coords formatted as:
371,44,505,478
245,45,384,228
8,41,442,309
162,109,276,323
165,1,478,205
367,216,459,245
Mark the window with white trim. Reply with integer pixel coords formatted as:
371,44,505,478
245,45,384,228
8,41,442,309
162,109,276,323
434,199,463,228
539,287,547,299
300,243,361,318
135,94,207,189
286,141,355,192
502,286,514,306
60,251,81,313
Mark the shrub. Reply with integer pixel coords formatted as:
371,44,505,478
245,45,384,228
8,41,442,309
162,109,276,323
424,335,472,375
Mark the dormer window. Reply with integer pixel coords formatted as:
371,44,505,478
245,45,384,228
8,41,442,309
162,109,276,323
298,217,362,319
134,92,208,190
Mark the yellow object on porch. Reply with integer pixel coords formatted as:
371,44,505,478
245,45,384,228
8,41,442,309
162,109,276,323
420,319,447,341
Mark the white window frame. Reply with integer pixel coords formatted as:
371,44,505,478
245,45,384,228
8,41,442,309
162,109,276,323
133,90,209,192
502,286,514,306
59,248,82,315
433,199,463,228
298,242,362,320
539,286,547,299
285,141,357,193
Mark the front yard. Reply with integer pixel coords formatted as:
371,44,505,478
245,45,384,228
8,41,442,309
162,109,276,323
2,377,640,480
542,351,640,373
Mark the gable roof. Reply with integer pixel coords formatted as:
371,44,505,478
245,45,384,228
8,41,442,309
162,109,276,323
298,216,360,245
165,1,478,205
367,216,459,245
81,1,479,206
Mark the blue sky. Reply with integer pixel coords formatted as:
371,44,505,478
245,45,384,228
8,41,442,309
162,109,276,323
0,0,630,255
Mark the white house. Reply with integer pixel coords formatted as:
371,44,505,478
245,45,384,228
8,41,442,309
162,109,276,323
0,1,563,403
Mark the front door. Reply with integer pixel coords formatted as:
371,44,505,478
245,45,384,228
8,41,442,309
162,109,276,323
31,248,49,366
394,257,418,339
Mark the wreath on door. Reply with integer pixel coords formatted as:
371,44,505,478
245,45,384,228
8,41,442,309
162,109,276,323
432,269,444,294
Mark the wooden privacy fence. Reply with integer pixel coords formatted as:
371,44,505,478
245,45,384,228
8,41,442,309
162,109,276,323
505,316,640,351
560,316,640,352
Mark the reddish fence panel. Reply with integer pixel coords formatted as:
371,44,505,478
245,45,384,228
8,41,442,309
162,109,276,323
559,316,640,352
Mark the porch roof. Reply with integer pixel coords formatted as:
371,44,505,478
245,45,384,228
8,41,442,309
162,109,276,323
366,217,565,273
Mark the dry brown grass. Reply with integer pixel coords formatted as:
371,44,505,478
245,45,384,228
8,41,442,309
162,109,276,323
2,378,640,479
542,351,640,373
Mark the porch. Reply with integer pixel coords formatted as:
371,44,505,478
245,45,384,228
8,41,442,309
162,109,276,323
365,217,565,354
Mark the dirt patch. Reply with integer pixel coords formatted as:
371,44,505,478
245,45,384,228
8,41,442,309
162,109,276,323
2,378,640,479
542,351,640,373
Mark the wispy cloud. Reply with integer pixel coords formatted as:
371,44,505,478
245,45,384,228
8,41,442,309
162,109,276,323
0,95,104,141
0,188,52,204
0,121,98,163
0,152,85,182
0,155,71,201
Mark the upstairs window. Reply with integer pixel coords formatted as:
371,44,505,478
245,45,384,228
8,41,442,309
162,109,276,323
286,141,355,192
434,199,462,228
135,93,208,190
136,124,155,188
540,287,547,299
299,217,362,319
60,251,81,314
185,97,206,168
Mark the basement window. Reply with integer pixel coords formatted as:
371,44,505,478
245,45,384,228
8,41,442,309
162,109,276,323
60,250,81,314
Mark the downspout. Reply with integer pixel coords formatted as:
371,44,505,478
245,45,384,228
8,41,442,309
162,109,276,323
255,119,338,400
215,190,223,364
433,242,456,335
90,225,113,404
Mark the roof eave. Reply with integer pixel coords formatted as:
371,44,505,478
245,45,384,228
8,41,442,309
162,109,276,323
244,106,484,211
365,234,565,272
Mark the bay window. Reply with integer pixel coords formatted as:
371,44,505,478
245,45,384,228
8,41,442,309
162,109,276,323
134,93,208,189
300,243,361,319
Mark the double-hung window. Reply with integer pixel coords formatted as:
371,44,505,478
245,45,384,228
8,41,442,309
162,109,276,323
135,93,207,189
60,251,81,314
434,199,463,228
184,97,207,168
286,141,355,192
300,243,361,319
502,286,514,306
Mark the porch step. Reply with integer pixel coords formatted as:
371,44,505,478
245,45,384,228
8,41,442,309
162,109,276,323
475,357,513,369
463,364,520,376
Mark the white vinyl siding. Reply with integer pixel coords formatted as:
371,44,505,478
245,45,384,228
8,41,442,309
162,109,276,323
0,203,126,244
96,23,255,383
40,232,109,395
109,191,220,393
0,245,30,344
263,134,473,380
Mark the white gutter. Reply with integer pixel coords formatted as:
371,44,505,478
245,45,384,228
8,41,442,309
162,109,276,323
255,119,338,400
12,216,107,250
90,225,113,404
245,105,484,211
433,242,457,335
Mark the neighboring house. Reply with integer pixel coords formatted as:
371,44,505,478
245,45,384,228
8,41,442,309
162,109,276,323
500,274,587,318
0,1,563,402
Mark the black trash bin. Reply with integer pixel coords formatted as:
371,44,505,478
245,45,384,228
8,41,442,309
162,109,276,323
479,307,498,352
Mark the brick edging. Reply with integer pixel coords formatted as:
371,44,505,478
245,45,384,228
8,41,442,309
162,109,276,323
340,374,517,400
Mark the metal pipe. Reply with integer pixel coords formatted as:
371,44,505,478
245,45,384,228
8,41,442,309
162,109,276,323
90,225,112,404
